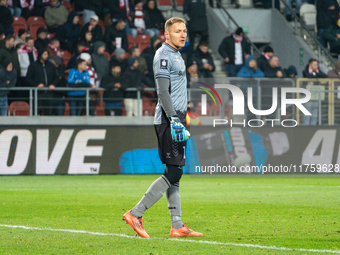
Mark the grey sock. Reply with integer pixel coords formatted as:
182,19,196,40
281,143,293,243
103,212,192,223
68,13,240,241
166,182,184,229
131,176,171,218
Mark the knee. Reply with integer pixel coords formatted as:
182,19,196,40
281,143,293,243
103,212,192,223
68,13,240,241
163,164,183,184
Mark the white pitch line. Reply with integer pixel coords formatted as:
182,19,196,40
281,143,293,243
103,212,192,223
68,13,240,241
0,224,339,254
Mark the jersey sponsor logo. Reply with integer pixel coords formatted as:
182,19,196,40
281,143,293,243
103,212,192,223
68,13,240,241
178,70,186,76
160,59,168,69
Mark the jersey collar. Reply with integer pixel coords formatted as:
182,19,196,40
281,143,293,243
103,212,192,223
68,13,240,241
164,42,179,52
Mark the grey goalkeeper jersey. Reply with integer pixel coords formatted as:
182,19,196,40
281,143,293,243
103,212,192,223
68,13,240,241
153,43,187,125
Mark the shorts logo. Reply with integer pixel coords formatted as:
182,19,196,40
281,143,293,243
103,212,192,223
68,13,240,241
166,153,171,158
160,59,168,69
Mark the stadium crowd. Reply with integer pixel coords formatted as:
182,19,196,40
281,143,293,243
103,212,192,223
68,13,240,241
0,0,337,121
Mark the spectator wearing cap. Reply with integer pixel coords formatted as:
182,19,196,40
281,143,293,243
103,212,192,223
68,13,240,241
0,59,17,116
80,52,98,116
26,50,58,115
50,54,66,115
80,15,103,43
192,41,215,78
45,0,69,33
129,46,148,75
184,0,209,49
327,59,340,78
14,29,28,47
0,0,13,36
92,41,109,82
104,18,129,54
143,0,165,38
122,57,153,116
57,12,81,54
74,0,102,25
35,27,50,54
110,47,128,73
264,56,286,78
237,55,264,78
257,45,274,73
101,61,125,116
218,27,250,77
285,65,297,78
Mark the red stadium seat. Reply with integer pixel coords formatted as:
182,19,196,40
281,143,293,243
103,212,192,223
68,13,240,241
135,34,151,53
174,0,185,11
127,34,135,49
27,16,47,39
59,50,73,67
157,0,173,11
61,0,73,12
8,101,30,116
95,101,105,116
103,51,111,61
12,17,27,37
46,33,56,40
157,34,166,42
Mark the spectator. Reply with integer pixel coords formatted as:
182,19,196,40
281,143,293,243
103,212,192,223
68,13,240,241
101,61,124,116
14,29,28,47
129,46,147,75
0,0,13,36
264,56,286,78
80,52,98,115
186,59,201,86
327,59,340,78
35,27,49,54
105,0,132,23
50,54,66,115
285,0,308,21
81,31,94,54
45,0,69,33
130,0,146,38
20,0,34,20
302,58,327,78
25,50,58,115
17,37,38,79
184,0,208,49
110,47,127,72
75,0,103,25
104,18,129,54
92,41,109,81
192,41,215,78
0,59,17,116
237,55,264,78
80,15,103,43
33,0,52,17
66,40,89,70
218,27,250,77
323,19,340,54
285,65,297,78
316,0,340,47
143,0,165,38
0,35,20,75
67,58,91,116
122,57,153,116
46,38,62,59
257,45,274,73
7,0,22,17
57,11,81,54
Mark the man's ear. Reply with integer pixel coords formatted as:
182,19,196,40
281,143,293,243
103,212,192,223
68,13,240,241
164,30,170,41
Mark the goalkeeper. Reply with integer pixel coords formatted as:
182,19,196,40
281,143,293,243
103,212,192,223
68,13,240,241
123,17,203,239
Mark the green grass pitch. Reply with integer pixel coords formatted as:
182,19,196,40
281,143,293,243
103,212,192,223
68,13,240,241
0,175,339,254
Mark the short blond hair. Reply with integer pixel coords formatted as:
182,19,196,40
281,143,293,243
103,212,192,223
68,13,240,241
165,17,186,31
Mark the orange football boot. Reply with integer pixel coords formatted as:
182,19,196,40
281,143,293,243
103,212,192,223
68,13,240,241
170,222,203,237
123,210,150,238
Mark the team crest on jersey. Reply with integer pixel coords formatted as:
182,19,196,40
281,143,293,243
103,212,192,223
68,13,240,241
160,59,168,69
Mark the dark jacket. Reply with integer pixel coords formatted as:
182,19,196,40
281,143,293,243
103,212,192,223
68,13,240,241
302,64,327,78
0,65,17,97
35,38,50,54
323,25,340,51
237,55,264,78
92,41,109,81
104,24,129,53
218,35,250,65
183,0,208,32
122,67,153,99
316,0,340,30
57,12,81,45
104,0,132,20
264,64,286,78
81,23,103,43
0,45,20,75
0,6,13,29
26,60,58,90
257,54,270,72
101,72,124,102
110,57,128,73
192,46,215,78
74,0,102,14
143,0,165,30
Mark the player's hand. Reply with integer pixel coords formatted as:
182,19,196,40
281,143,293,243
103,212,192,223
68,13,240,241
169,116,190,142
